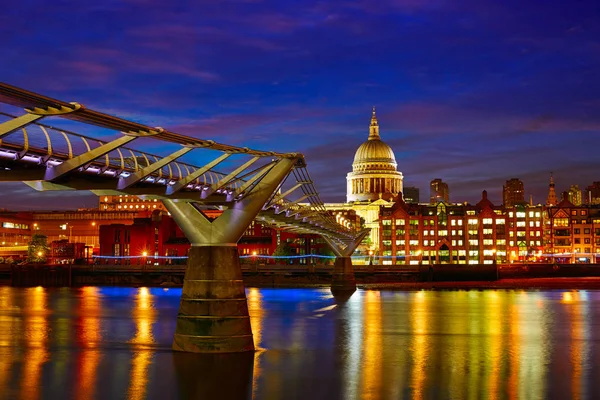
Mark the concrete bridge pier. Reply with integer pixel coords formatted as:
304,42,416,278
331,256,357,295
323,231,369,296
172,244,253,353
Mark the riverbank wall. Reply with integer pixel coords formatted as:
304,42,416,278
3,262,600,288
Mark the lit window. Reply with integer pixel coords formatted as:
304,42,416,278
483,218,493,225
496,219,505,224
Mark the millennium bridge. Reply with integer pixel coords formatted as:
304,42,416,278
0,83,368,353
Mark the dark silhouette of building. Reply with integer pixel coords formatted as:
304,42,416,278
402,186,420,203
585,182,600,205
502,178,525,207
546,173,558,206
430,179,449,204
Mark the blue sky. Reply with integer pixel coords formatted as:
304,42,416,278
0,0,599,209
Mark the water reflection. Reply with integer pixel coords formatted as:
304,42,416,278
75,287,103,400
128,287,157,400
21,287,48,400
0,287,599,399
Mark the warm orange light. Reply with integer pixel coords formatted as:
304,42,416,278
252,251,257,256
91,222,96,226
142,251,148,257
37,251,43,257
416,250,422,256
369,250,374,256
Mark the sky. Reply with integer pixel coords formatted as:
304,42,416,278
0,0,599,209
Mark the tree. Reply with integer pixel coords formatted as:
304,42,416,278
272,242,294,257
27,234,50,263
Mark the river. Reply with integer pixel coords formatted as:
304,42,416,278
0,286,599,399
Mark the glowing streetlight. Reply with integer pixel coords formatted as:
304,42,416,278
37,251,43,257
91,222,96,226
142,251,148,257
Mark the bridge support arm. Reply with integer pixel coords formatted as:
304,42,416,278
117,146,192,189
45,135,137,180
0,113,44,138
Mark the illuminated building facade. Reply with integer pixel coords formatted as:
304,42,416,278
0,212,33,258
346,108,403,203
99,195,166,212
568,184,582,206
32,210,140,250
545,194,600,263
378,191,548,265
98,213,329,263
429,179,449,204
502,178,525,207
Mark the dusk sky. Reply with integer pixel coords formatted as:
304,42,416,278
1,0,599,209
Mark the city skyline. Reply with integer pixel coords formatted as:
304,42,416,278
1,0,599,209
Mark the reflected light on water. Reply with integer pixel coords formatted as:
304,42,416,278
486,291,502,400
0,287,599,398
0,287,16,395
410,290,429,400
247,287,263,399
127,287,156,400
566,291,590,399
361,291,382,399
75,287,103,400
21,287,48,400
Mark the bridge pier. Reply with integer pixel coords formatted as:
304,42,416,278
322,231,369,297
331,256,356,295
173,245,254,353
163,157,299,353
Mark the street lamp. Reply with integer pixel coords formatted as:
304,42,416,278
416,249,422,264
369,249,374,265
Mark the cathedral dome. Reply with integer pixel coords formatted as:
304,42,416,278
351,108,397,172
346,108,404,203
353,139,397,166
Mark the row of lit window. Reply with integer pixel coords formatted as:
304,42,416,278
507,211,542,218
117,205,158,210
393,249,507,257
387,239,541,247
1,222,30,230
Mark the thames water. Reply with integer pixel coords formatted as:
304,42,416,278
0,286,599,399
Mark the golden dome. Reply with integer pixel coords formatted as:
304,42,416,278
353,139,397,165
352,107,397,170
